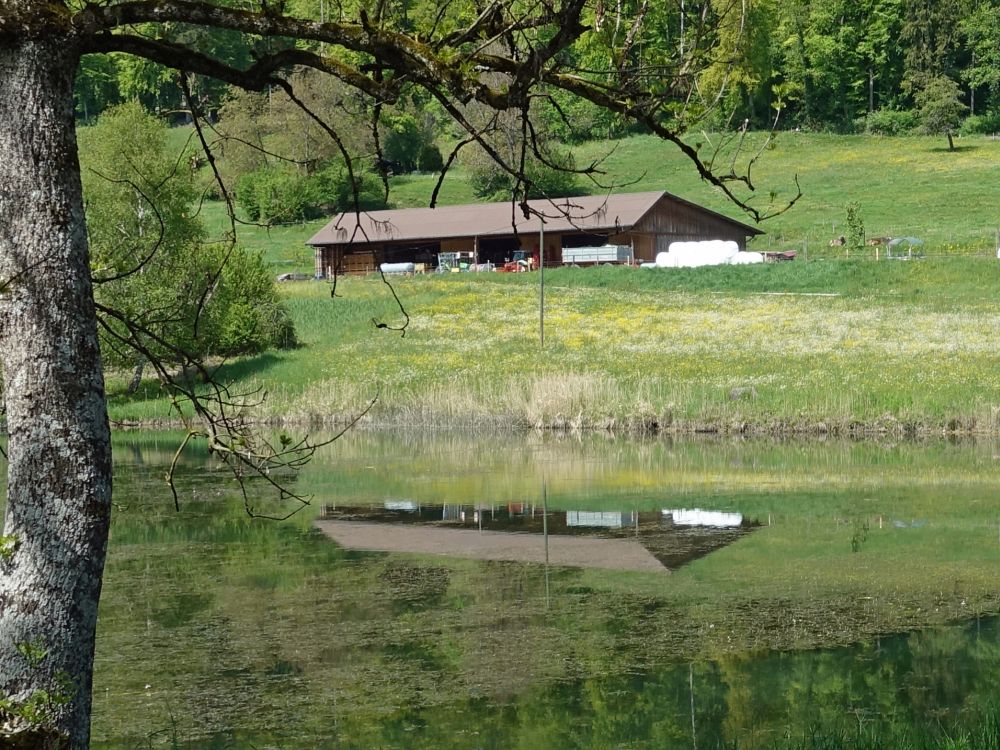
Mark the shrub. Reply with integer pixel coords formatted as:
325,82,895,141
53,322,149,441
382,112,436,173
960,111,1000,135
857,109,919,136
314,165,387,211
417,143,444,172
235,167,319,223
469,146,581,201
213,246,297,356
235,163,386,223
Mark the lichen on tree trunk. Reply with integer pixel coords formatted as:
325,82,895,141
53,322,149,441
0,34,113,750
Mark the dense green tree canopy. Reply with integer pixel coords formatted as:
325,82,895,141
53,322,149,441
915,74,969,149
71,0,1000,134
80,103,296,368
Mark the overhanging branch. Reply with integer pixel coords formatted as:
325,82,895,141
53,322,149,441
85,34,387,97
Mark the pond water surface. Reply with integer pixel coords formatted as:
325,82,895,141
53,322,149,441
90,431,1000,748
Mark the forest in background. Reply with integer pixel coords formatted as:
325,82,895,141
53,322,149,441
73,0,1000,224
75,0,1000,134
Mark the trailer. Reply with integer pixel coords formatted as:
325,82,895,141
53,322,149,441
562,244,633,266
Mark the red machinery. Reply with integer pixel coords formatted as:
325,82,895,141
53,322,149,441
498,250,536,273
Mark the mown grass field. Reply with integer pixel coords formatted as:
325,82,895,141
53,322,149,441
183,130,1000,275
107,256,1000,434
380,132,1000,259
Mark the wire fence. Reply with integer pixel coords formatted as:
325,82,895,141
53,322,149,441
755,226,1000,261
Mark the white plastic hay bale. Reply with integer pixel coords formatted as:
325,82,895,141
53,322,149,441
730,251,764,265
654,251,676,268
661,240,740,268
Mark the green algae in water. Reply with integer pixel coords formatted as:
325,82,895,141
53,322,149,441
90,431,1000,748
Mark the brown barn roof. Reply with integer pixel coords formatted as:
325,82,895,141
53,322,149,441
307,190,762,246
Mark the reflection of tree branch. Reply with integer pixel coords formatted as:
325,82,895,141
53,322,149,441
166,430,196,512
97,296,379,518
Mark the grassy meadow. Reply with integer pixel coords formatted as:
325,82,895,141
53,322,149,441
107,130,1000,433
570,131,1000,255
186,130,1000,275
107,255,1000,434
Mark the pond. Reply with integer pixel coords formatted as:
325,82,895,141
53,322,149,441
89,431,1000,748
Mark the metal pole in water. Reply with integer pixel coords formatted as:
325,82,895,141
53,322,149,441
689,662,697,750
542,482,550,565
543,480,550,607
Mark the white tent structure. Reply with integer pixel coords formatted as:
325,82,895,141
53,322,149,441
886,237,925,260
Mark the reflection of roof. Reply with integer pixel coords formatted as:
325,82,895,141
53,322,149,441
315,520,668,572
307,191,763,246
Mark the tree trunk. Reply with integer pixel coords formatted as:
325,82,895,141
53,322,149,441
126,359,145,395
0,35,112,750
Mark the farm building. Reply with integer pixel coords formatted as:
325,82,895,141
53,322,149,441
307,190,763,276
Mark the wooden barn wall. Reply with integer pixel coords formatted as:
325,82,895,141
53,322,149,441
318,246,378,276
440,238,472,253
523,232,564,265
633,201,750,255
608,232,653,260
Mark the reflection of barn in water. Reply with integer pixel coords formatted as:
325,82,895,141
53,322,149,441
317,502,757,572
650,508,754,569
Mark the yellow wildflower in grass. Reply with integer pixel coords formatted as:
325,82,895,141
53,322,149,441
110,270,1000,430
